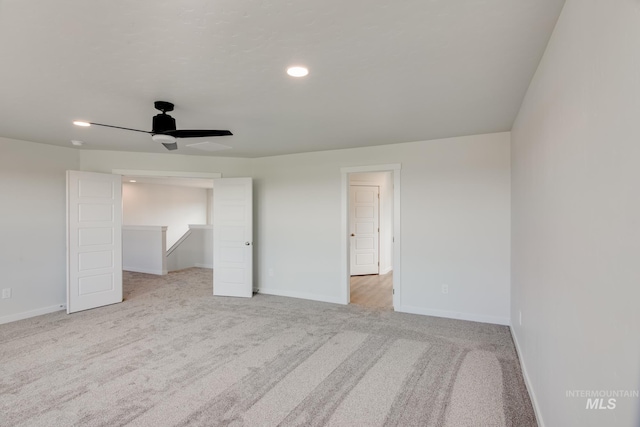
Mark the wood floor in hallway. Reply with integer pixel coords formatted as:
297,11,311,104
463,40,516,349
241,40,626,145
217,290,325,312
350,272,393,310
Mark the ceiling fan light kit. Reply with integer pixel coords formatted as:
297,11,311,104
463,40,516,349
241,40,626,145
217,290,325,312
73,101,232,151
151,134,177,144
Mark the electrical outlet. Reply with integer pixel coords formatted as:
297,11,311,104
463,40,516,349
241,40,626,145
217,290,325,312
519,310,522,326
441,284,448,294
2,288,11,299
268,268,274,277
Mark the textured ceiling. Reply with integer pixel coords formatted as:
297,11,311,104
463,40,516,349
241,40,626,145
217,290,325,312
0,0,564,158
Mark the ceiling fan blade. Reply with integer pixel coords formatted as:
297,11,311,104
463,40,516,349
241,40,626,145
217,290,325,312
164,129,233,138
90,122,151,134
162,142,178,151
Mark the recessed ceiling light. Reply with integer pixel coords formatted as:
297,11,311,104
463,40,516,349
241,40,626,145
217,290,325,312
70,140,84,146
73,121,91,127
129,180,137,183
286,66,309,77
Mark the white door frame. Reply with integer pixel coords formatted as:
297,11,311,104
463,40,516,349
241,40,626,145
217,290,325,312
111,170,222,180
112,169,222,278
340,164,401,310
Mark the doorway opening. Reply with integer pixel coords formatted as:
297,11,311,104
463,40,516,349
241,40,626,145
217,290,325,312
114,171,253,299
349,175,391,309
115,170,219,278
340,164,401,311
67,170,253,314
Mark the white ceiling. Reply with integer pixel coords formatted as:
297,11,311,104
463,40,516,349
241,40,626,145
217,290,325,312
0,0,564,158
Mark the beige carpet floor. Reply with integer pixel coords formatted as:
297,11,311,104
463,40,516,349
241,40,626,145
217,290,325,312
0,268,536,426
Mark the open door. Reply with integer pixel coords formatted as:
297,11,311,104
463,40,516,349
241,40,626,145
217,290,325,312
213,177,253,297
67,171,123,313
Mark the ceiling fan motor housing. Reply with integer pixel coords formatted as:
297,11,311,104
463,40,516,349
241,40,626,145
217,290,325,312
152,113,176,133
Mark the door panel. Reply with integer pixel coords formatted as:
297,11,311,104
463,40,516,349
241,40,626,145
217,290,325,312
350,185,379,275
213,177,253,298
67,171,122,313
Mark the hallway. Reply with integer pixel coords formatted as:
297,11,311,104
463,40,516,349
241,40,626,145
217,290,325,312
350,272,393,310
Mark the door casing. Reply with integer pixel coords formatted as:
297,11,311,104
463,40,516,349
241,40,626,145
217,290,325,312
340,164,401,310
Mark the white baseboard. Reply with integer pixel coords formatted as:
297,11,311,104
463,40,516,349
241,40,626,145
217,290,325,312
0,304,66,325
510,327,545,427
398,305,510,326
379,266,393,275
123,266,167,275
194,263,213,269
258,288,343,305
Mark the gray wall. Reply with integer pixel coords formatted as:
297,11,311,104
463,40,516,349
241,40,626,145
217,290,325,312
252,133,511,323
1,132,511,328
511,1,640,425
0,137,79,322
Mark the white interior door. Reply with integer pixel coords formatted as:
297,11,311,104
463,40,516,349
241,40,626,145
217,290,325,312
213,177,253,297
350,185,379,275
67,171,122,314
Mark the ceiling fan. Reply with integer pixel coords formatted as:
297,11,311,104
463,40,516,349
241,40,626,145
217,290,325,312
74,101,232,151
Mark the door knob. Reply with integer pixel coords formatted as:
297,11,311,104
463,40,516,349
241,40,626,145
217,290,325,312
351,233,355,237
245,242,251,245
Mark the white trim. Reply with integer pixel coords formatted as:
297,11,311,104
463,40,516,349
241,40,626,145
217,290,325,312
511,328,545,427
65,171,71,315
194,263,214,269
340,173,349,304
392,170,401,311
111,169,222,179
167,230,192,255
398,305,510,326
341,164,401,309
340,164,401,174
188,224,213,230
0,304,66,325
258,288,343,305
122,266,167,275
122,225,168,232
379,266,393,275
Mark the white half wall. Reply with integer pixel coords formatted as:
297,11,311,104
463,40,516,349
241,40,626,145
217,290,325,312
254,132,511,324
122,226,167,275
122,182,208,248
0,137,78,323
511,1,640,426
